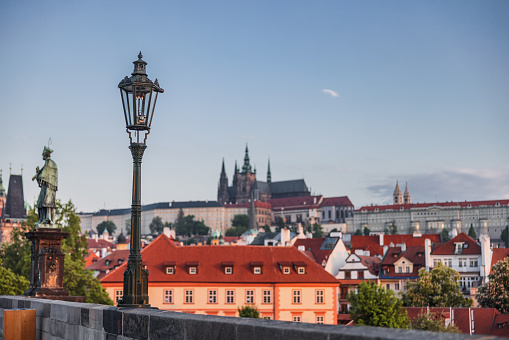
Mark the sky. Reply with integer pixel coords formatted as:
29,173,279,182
1,1,508,213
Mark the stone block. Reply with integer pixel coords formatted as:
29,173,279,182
30,300,52,318
66,304,82,325
49,319,68,339
40,315,50,333
50,302,69,322
0,297,13,309
89,305,109,331
103,307,123,335
122,309,158,340
81,307,90,328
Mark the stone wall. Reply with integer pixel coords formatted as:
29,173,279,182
0,296,493,340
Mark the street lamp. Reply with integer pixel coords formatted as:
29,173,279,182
117,52,164,308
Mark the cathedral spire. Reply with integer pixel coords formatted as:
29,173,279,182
267,158,271,184
221,158,226,175
242,144,252,173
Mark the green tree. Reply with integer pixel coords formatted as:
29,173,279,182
402,263,472,307
468,224,477,240
276,217,285,231
232,214,249,229
440,229,450,242
0,266,29,295
500,226,508,247
412,312,460,333
348,281,410,328
261,225,271,233
97,220,116,235
312,223,323,238
238,305,260,318
363,226,370,236
175,214,210,237
125,219,131,235
354,229,362,236
477,257,509,313
389,221,398,235
149,216,165,235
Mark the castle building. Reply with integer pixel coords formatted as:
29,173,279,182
0,172,27,244
217,145,311,204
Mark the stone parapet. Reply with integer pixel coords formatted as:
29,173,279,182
0,296,500,340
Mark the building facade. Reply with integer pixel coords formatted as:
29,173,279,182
0,173,27,244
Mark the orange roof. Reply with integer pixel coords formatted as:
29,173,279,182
269,196,322,211
84,251,99,267
491,314,509,337
352,234,440,256
293,238,332,266
358,199,509,212
87,249,130,279
320,196,353,207
432,233,480,255
491,248,509,273
87,238,115,249
225,201,272,209
101,234,339,284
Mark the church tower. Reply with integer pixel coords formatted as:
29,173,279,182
403,183,411,204
267,158,272,185
393,181,403,205
235,144,257,203
217,158,229,204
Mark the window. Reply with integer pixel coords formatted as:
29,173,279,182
166,267,174,274
246,290,254,304
226,290,235,304
189,267,197,274
263,316,271,320
316,316,324,324
297,267,305,274
263,290,272,304
433,259,441,267
470,259,478,267
225,267,233,274
406,267,410,273
395,283,400,291
185,290,193,304
386,283,390,290
283,267,291,274
398,267,402,273
345,271,351,279
358,271,364,279
445,259,452,267
293,316,301,322
293,290,301,304
316,290,324,304
254,267,261,274
208,290,217,304
164,290,173,304
114,290,123,303
459,258,467,267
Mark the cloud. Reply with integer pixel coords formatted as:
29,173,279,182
365,167,509,204
322,89,339,98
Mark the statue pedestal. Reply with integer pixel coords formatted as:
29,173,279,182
24,227,85,302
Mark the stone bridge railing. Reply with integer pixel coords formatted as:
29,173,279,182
0,296,495,340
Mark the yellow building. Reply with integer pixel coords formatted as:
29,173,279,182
101,234,338,324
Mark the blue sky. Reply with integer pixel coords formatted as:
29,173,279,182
1,1,508,212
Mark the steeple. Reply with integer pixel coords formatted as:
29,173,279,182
248,188,257,231
393,180,403,205
217,158,229,204
267,158,271,184
242,144,252,173
221,158,226,176
404,183,411,204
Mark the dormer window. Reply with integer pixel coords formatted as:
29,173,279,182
251,261,264,274
222,261,234,275
293,262,307,274
283,267,291,274
253,267,261,274
297,267,306,274
164,261,176,275
105,260,111,266
189,267,197,274
454,243,463,254
186,261,199,274
225,267,233,274
166,267,174,274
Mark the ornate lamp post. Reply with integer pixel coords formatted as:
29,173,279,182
117,52,164,308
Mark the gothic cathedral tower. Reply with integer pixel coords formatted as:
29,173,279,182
217,158,229,204
393,181,403,205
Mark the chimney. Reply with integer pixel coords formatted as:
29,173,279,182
281,228,291,246
163,227,175,239
425,238,432,271
480,235,491,282
401,242,406,252
379,232,384,247
383,245,388,256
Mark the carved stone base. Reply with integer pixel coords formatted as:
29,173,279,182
24,228,83,302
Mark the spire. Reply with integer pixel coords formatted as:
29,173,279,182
393,180,403,205
234,160,238,174
248,188,257,231
242,144,252,173
267,158,272,184
404,182,411,204
221,158,226,175
394,181,401,195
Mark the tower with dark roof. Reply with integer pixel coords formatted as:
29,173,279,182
1,173,27,244
403,183,411,205
234,145,256,204
267,158,272,185
217,158,230,204
393,181,403,205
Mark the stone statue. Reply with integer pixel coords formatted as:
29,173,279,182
33,146,58,227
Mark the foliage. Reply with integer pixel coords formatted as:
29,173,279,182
174,210,210,237
348,282,410,328
125,219,131,235
97,220,116,235
477,257,509,313
225,226,247,236
500,226,508,247
363,226,370,236
0,266,29,295
232,214,249,229
412,313,460,333
311,223,323,238
402,263,472,307
149,216,165,235
440,229,450,242
262,225,271,233
468,224,477,240
276,217,285,231
389,222,398,235
238,305,260,318
354,229,362,236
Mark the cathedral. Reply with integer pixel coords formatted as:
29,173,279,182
217,146,311,204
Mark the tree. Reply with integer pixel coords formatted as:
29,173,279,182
311,223,323,238
354,229,362,236
389,221,398,235
477,257,509,313
125,219,131,235
500,226,508,247
468,224,477,240
276,217,285,231
238,305,260,318
261,225,271,233
440,229,450,242
232,214,249,229
175,214,210,237
402,263,472,307
149,216,165,235
0,266,29,295
412,312,460,333
363,226,370,236
348,281,410,328
97,220,116,235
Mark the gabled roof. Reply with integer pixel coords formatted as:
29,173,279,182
357,255,381,276
321,196,353,207
86,249,130,279
294,238,332,266
87,238,115,250
250,231,297,245
380,246,425,278
491,248,509,273
101,234,338,284
2,175,25,219
269,195,323,211
351,234,440,257
431,233,481,255
358,199,509,212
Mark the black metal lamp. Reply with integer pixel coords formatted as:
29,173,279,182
117,52,163,308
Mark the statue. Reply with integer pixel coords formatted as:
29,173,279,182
33,146,58,227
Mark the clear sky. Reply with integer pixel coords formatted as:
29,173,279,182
1,1,508,213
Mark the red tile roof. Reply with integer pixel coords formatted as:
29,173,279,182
358,199,509,212
491,314,509,337
101,234,339,284
84,251,99,268
432,233,481,255
351,234,440,257
380,246,425,277
225,201,272,209
269,196,323,211
357,256,381,276
491,248,509,273
293,238,331,266
87,249,130,279
87,238,115,250
320,196,353,207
